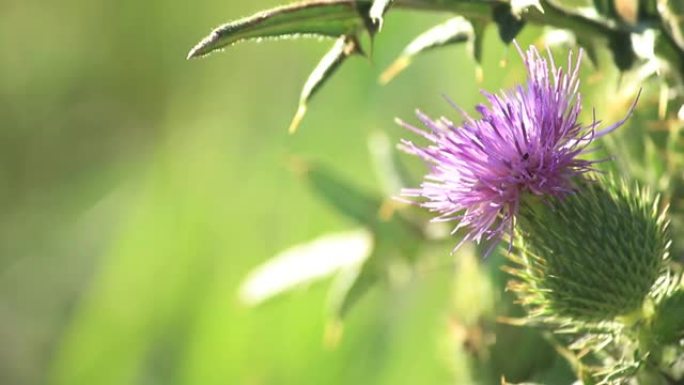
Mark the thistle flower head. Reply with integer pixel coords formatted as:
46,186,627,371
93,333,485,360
398,43,636,252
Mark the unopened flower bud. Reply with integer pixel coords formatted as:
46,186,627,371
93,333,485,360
508,177,670,322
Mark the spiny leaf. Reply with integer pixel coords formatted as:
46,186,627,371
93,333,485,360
369,0,394,31
289,35,363,133
187,0,373,59
380,17,473,84
298,164,422,321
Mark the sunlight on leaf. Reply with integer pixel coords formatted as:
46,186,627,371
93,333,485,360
239,229,373,306
369,0,394,31
380,17,473,84
290,35,363,133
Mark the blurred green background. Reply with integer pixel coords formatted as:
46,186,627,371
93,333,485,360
0,1,635,384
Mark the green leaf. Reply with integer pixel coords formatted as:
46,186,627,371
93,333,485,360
303,162,422,256
369,0,394,30
380,17,473,84
187,0,373,59
492,3,525,44
289,35,363,133
327,256,379,319
238,229,373,306
305,163,384,226
470,19,487,82
608,31,636,71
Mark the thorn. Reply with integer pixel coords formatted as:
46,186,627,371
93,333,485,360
324,319,344,349
288,104,307,134
379,56,410,85
475,65,484,84
186,46,201,60
187,34,214,59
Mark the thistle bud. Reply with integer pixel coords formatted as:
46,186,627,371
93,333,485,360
508,177,670,322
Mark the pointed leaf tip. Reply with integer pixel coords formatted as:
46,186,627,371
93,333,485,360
289,105,307,134
288,35,360,132
379,17,472,84
369,0,394,31
186,0,374,59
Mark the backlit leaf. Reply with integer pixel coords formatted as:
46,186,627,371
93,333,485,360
369,0,395,30
239,229,373,306
380,17,473,84
289,35,363,133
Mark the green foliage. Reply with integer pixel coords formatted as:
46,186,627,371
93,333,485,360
289,35,364,132
188,0,684,131
186,0,374,59
380,17,474,84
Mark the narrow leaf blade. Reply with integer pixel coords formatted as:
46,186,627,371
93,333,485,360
187,0,372,59
239,229,373,306
289,35,362,133
380,17,473,84
327,258,378,320
305,163,383,226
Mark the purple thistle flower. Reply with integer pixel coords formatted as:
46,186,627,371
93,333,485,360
398,43,637,253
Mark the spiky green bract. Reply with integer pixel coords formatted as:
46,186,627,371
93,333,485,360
507,176,670,323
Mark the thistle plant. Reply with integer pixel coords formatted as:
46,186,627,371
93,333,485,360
188,0,684,384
